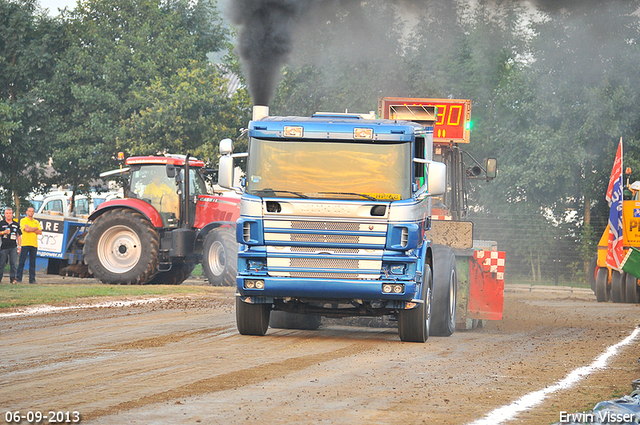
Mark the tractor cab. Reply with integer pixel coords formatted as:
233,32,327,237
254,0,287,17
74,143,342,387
125,156,209,228
98,154,209,229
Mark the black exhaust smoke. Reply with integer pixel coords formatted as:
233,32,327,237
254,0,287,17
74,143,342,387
228,0,310,106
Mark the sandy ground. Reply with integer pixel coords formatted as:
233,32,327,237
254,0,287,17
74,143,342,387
1,277,639,425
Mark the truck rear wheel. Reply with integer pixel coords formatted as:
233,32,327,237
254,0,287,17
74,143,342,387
269,311,322,330
430,245,457,337
611,270,625,303
626,272,639,303
236,297,270,336
202,227,237,286
398,264,432,343
148,262,195,285
84,209,159,285
595,267,608,302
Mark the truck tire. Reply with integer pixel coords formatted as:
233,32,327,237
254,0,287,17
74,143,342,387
626,272,639,303
398,263,432,343
430,245,457,337
611,270,625,303
148,262,196,285
84,209,159,285
595,267,608,302
269,311,322,330
202,227,237,286
236,297,270,336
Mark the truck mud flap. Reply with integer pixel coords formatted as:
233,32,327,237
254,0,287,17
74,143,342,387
467,250,505,320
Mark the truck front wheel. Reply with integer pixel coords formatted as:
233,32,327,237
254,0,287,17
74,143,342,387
398,264,432,343
84,209,159,285
202,227,237,286
236,297,270,336
430,245,457,337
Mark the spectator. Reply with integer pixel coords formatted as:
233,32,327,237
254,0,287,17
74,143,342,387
17,206,42,284
0,207,22,284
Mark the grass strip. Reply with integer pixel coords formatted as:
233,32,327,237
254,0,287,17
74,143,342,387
0,283,218,309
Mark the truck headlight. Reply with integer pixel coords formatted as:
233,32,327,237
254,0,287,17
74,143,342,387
244,279,265,289
382,284,404,294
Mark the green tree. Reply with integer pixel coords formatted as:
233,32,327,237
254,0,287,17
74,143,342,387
42,0,232,207
120,60,251,163
0,0,64,213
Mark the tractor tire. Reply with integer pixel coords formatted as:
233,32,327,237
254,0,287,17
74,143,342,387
236,297,270,336
626,272,640,303
611,270,625,303
430,245,457,337
202,227,237,286
595,267,609,302
398,263,432,343
148,262,196,285
269,311,322,330
84,209,159,285
588,255,597,293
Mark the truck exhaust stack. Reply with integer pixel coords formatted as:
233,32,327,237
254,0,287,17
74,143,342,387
253,105,269,121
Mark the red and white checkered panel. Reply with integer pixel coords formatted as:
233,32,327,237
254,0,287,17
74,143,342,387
473,250,506,281
431,215,452,221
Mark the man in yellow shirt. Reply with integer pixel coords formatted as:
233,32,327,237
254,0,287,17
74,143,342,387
17,206,42,284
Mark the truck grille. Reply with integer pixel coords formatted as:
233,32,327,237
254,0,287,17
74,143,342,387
264,219,386,280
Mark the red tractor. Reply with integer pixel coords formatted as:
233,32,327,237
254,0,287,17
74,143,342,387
83,153,240,285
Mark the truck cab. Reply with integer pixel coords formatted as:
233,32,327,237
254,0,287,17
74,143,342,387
220,110,448,342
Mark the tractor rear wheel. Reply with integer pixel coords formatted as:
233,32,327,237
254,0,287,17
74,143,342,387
84,209,159,285
430,245,457,337
595,267,608,302
398,264,432,343
611,270,625,303
626,272,639,303
202,227,237,286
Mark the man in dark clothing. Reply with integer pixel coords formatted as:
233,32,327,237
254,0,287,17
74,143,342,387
0,207,22,284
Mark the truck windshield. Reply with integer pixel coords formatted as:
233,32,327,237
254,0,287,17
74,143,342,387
246,138,411,200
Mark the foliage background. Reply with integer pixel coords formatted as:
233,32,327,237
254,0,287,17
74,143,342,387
2,0,640,282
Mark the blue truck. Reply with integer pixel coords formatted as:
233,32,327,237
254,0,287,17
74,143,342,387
219,106,458,342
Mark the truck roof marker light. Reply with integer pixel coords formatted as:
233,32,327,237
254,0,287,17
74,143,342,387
284,126,303,137
354,128,373,139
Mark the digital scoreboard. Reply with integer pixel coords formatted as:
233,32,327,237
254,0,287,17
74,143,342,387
378,97,471,144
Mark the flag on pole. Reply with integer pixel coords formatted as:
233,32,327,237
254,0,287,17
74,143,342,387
606,137,624,270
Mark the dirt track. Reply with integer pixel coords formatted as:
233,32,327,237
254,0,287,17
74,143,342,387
1,279,639,425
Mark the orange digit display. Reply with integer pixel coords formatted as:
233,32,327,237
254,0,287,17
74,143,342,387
378,97,471,144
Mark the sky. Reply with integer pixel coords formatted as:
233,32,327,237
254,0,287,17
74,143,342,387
39,0,77,15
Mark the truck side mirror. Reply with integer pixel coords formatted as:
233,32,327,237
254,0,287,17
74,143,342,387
220,138,233,156
486,158,497,179
413,159,446,199
218,139,234,189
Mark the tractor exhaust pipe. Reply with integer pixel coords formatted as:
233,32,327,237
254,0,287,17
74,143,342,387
253,105,269,121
